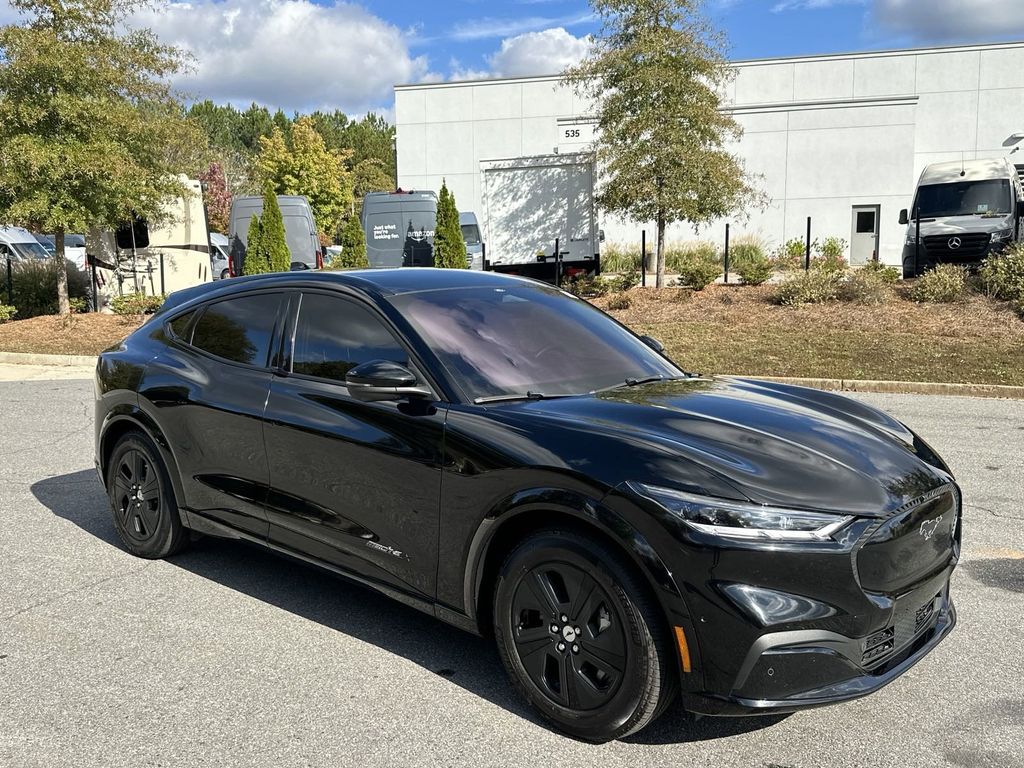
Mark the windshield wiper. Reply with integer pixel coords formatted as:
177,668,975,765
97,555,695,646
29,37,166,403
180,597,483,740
593,374,693,394
474,391,578,404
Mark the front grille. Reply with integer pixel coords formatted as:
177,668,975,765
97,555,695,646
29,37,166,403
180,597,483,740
915,601,935,632
921,232,991,260
861,627,895,666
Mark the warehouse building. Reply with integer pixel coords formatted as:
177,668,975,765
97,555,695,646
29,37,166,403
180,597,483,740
394,40,1024,268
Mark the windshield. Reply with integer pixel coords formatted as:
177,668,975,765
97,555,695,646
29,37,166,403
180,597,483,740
392,283,683,400
11,241,50,260
461,224,481,245
914,179,1011,218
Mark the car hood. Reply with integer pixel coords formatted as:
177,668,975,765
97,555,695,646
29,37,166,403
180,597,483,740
915,214,1013,236
499,377,952,517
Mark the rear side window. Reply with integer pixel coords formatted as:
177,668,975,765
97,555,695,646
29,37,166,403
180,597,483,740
292,293,407,382
168,311,195,342
191,293,281,366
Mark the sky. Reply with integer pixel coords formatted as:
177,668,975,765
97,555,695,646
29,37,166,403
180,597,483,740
1,0,1022,116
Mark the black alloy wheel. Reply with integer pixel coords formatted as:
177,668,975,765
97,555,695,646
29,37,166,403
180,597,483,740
107,431,188,559
494,529,677,742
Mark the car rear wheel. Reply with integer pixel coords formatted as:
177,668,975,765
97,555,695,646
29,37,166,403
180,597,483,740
106,431,188,559
493,528,677,742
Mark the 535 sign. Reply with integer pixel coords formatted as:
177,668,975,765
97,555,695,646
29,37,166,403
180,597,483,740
557,122,596,149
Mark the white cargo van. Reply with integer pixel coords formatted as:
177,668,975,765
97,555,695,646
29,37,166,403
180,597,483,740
87,178,213,305
900,158,1024,278
0,226,51,262
459,211,485,271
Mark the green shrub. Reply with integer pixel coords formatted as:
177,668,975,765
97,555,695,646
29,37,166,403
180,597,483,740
243,214,270,275
838,270,892,305
110,292,165,316
433,179,468,269
860,260,901,284
666,242,718,274
0,304,16,322
601,243,642,274
603,269,640,293
910,264,967,303
772,238,808,271
328,216,369,270
10,259,90,318
816,237,848,273
564,274,606,298
260,185,291,272
735,253,773,285
607,293,632,311
69,297,88,314
978,243,1024,303
772,269,842,306
672,246,721,290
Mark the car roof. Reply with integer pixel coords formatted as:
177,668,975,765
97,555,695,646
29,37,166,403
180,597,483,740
919,158,1016,184
0,226,41,244
156,268,535,317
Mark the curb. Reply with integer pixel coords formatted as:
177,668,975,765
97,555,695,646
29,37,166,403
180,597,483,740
0,351,97,367
733,375,1024,400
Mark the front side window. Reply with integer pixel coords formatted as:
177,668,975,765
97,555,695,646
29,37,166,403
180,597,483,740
292,293,408,383
460,224,481,245
392,284,683,400
191,293,281,366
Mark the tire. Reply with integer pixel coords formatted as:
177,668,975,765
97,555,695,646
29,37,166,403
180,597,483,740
220,269,229,280
106,431,189,559
493,528,677,742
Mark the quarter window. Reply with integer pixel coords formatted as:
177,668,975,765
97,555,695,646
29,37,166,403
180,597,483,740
191,293,281,366
168,311,196,342
292,293,408,383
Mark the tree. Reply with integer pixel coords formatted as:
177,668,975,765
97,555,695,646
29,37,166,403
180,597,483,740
566,0,760,287
433,180,467,269
0,0,197,314
260,185,291,272
243,214,270,275
334,214,368,269
255,116,353,244
199,163,232,234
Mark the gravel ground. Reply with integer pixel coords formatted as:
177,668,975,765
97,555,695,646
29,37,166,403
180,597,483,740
1,374,1021,768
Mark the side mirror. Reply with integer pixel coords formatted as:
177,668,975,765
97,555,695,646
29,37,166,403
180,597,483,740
898,209,909,226
640,335,665,353
116,218,150,250
598,229,606,243
345,360,431,402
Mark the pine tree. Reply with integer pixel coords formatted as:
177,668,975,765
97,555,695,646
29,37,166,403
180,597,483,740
260,186,291,272
433,179,467,269
336,215,368,268
243,214,270,275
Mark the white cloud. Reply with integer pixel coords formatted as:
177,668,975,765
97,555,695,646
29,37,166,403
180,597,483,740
451,12,595,41
771,0,866,11
872,0,1024,42
486,27,593,77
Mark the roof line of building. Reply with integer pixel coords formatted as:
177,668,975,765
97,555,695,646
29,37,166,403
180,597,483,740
394,39,1024,91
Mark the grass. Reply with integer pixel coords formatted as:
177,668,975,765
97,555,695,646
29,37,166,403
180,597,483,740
592,284,1024,386
2,285,1024,386
0,314,142,356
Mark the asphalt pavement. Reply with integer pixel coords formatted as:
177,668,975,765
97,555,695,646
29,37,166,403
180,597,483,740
1,372,1022,768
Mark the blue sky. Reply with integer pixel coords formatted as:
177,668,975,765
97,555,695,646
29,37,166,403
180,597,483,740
2,0,1020,115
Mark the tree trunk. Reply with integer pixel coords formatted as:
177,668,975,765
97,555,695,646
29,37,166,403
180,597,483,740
54,228,70,316
655,210,666,289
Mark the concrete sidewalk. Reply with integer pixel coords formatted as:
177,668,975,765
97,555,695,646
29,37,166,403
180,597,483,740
0,363,94,381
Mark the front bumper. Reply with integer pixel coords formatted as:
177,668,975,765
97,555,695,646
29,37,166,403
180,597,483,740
683,576,956,716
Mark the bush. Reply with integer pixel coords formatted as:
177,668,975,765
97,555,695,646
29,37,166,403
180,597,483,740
603,269,639,293
672,246,721,290
69,297,88,314
433,179,468,269
564,274,606,298
665,242,717,274
0,304,16,323
978,243,1024,303
772,269,842,305
110,292,165,316
329,216,369,270
910,264,968,303
607,293,632,311
860,260,901,284
772,238,807,271
838,270,892,305
10,259,90,318
243,214,270,275
816,237,848,273
735,253,773,285
260,185,291,272
601,243,642,274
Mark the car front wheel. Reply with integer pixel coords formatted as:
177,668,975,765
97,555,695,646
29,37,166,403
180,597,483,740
493,528,677,742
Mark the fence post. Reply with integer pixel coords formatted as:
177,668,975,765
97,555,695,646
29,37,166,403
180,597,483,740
554,236,561,288
90,258,98,312
641,230,647,288
804,216,812,271
5,255,11,306
914,208,921,277
723,223,731,284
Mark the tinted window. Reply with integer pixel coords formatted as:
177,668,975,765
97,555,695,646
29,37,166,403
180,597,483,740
191,293,281,366
915,179,1011,217
292,294,407,382
856,211,876,234
461,224,481,245
168,311,195,342
392,284,683,400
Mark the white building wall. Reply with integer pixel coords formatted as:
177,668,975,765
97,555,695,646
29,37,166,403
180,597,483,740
395,41,1024,266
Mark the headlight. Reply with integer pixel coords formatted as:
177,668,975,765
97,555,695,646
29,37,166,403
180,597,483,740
631,483,854,542
905,231,919,246
991,228,1014,243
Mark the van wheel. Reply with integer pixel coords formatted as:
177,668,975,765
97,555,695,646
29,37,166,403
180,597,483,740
220,269,229,280
493,528,677,742
106,431,188,559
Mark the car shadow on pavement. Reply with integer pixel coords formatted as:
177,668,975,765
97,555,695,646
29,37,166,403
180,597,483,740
34,469,788,745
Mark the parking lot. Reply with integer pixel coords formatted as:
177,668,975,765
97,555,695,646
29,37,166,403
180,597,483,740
1,372,1022,768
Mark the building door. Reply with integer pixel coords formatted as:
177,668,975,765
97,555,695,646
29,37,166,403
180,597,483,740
850,205,880,266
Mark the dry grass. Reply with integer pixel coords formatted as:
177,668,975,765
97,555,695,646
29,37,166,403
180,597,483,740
0,314,142,356
593,284,1024,385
